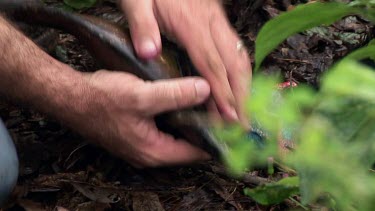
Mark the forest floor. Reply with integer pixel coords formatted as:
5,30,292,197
1,0,373,210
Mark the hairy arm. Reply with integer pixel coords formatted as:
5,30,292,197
0,16,93,125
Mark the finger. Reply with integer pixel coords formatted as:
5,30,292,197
210,11,252,128
152,137,212,166
120,0,161,59
206,97,222,126
175,24,238,122
136,77,210,115
230,62,252,129
230,70,252,129
141,121,211,167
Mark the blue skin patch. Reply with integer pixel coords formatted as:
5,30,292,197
0,119,19,206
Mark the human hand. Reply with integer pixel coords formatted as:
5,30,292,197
79,70,211,167
119,0,252,127
0,15,210,168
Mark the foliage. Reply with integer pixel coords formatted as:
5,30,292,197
244,177,299,205
223,60,375,209
63,0,97,9
254,0,375,71
219,0,375,210
254,2,358,71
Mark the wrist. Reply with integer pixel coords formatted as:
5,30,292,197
40,65,101,128
46,68,114,143
0,16,108,140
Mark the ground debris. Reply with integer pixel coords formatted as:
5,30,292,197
132,192,164,211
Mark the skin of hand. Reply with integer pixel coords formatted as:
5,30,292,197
0,16,211,167
119,0,252,127
83,71,212,167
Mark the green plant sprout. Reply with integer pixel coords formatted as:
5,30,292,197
218,1,375,210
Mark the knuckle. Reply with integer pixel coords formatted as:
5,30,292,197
154,83,173,102
230,59,246,75
174,4,192,24
131,15,155,29
193,47,225,78
126,135,164,167
209,2,226,20
171,83,185,109
132,83,152,112
206,56,227,79
134,155,158,168
129,91,144,111
152,81,188,110
90,70,110,81
140,150,163,168
130,119,153,144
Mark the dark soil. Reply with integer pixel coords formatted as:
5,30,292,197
1,0,373,210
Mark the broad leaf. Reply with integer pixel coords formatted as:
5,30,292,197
322,60,375,102
244,176,299,205
255,2,357,71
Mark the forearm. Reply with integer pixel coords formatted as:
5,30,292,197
0,16,91,123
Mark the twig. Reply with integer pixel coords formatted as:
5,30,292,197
210,166,269,185
275,57,312,64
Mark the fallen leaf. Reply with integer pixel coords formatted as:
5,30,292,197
132,192,164,211
75,201,111,211
176,189,211,210
70,181,121,203
209,177,243,210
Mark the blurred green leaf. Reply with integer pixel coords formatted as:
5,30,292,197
322,61,375,102
218,0,375,208
63,0,97,9
244,177,300,205
222,60,375,209
289,115,375,210
224,142,255,175
255,2,357,71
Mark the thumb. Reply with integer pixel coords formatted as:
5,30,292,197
138,77,211,115
120,0,161,59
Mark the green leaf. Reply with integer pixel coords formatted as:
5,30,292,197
63,0,97,9
322,60,375,102
244,177,300,205
255,2,357,71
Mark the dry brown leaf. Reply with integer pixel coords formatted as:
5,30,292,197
132,192,164,211
70,181,121,204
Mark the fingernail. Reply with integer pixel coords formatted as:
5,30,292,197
139,38,158,59
228,107,239,121
194,80,210,100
